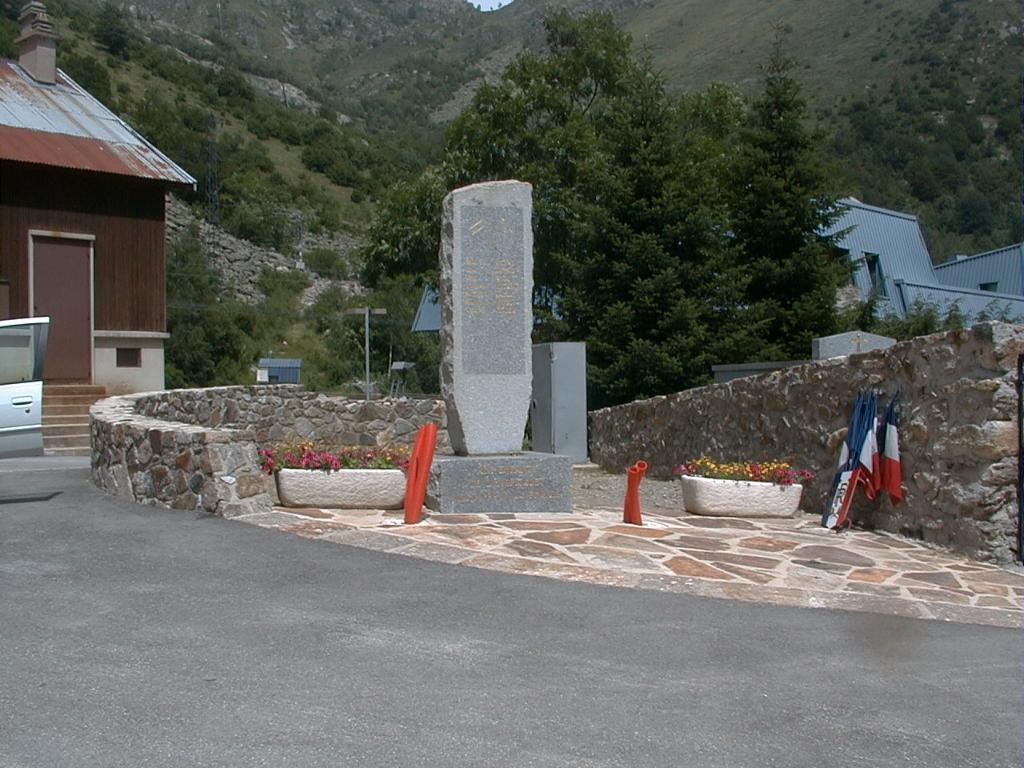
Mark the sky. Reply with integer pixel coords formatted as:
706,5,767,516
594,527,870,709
476,0,514,10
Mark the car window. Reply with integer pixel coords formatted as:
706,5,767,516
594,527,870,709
0,321,47,385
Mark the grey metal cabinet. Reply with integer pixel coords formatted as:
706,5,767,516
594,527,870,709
530,342,587,462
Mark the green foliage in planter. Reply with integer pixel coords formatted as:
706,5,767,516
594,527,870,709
260,443,410,473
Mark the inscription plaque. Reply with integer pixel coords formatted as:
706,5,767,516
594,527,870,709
459,205,526,375
427,453,573,515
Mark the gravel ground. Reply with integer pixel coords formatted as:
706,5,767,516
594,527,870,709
572,467,683,512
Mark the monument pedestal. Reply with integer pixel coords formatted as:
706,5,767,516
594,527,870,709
426,453,573,515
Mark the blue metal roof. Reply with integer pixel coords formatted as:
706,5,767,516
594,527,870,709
258,358,303,368
934,243,1024,296
826,198,937,304
893,280,1024,322
823,199,1024,320
411,286,441,332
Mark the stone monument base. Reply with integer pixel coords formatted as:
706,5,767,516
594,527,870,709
426,452,573,515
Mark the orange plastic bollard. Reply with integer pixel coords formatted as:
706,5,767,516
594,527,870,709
412,423,438,515
403,429,427,513
403,428,427,524
404,423,438,525
623,460,648,525
623,467,639,524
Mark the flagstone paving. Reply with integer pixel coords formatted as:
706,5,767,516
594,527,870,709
232,475,1024,629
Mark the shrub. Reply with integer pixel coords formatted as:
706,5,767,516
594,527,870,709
304,248,348,280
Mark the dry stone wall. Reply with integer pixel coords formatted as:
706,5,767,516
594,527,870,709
92,385,447,517
590,323,1023,564
133,385,448,448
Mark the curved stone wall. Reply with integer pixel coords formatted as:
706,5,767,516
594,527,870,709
91,386,447,517
590,323,1023,563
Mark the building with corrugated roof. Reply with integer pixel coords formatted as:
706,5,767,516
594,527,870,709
0,1,195,394
934,243,1024,297
256,358,303,385
826,198,1024,322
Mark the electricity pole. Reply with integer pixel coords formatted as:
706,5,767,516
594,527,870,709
345,307,387,400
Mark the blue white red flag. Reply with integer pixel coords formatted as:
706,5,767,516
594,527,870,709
858,391,882,500
824,391,873,529
879,394,903,503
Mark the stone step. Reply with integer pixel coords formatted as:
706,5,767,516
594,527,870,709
43,433,91,449
44,445,92,457
43,424,90,437
42,414,89,426
43,385,107,397
42,394,103,407
40,403,95,417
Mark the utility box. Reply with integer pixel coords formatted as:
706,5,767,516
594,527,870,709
530,342,587,462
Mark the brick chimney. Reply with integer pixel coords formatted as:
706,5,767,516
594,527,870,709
16,2,57,85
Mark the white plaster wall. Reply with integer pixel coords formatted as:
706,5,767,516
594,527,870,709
93,334,166,394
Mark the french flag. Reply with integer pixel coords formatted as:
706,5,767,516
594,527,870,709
857,392,882,500
879,395,903,504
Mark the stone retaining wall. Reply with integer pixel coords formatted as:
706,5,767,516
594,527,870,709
590,323,1023,563
134,385,448,448
92,386,447,518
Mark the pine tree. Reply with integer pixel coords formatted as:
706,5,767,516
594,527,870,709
727,40,847,361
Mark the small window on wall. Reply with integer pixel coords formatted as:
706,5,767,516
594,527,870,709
979,282,998,292
116,347,141,368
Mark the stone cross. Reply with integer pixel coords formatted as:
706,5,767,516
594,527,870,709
439,181,534,455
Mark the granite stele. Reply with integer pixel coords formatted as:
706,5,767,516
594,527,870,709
429,180,573,514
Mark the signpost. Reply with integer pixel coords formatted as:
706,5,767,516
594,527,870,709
345,307,387,401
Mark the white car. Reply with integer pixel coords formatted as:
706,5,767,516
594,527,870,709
0,317,50,458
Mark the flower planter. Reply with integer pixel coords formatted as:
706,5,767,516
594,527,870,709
678,475,803,518
276,468,406,509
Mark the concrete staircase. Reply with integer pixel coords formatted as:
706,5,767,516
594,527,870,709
42,385,107,456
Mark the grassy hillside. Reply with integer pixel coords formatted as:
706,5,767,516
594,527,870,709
5,0,1020,259
2,0,385,242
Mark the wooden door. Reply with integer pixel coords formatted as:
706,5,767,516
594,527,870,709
33,236,92,382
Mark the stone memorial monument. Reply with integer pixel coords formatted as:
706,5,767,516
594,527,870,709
439,180,533,454
428,180,573,514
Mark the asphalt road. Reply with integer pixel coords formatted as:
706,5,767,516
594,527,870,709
1,462,1021,768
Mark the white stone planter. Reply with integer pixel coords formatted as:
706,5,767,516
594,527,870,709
678,476,803,518
276,468,406,509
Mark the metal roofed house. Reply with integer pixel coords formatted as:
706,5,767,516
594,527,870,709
934,242,1024,298
256,358,303,385
0,1,195,396
826,198,1024,321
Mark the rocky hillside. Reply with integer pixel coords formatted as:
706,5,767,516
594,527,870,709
165,198,361,307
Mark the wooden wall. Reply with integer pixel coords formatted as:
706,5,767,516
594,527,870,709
0,161,167,331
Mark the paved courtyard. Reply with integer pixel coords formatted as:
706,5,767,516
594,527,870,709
3,461,1022,767
234,471,1024,629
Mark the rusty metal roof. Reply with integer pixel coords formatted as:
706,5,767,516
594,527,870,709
0,58,195,187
